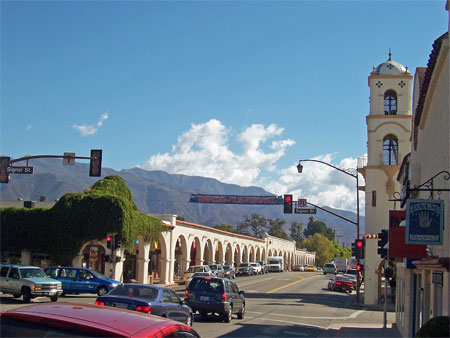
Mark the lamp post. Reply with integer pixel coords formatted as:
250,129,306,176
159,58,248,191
297,159,360,240
297,159,361,303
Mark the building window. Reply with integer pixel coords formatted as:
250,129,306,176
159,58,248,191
372,190,377,207
384,90,397,115
383,135,398,165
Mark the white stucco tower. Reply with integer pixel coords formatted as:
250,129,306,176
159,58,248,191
358,52,413,305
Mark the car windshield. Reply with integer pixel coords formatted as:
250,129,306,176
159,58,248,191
239,263,250,267
343,274,357,281
187,266,204,273
19,268,48,278
189,278,224,292
346,270,357,275
192,272,211,277
109,285,158,300
250,263,258,267
223,266,232,270
269,260,279,264
336,276,351,281
209,265,217,270
91,270,108,279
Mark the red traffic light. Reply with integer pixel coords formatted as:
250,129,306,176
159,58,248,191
356,264,361,271
356,240,363,247
106,236,111,242
285,195,291,202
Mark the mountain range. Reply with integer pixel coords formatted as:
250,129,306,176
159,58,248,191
0,158,364,246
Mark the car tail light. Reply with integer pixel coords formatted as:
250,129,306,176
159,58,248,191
205,277,211,280
94,300,105,306
136,306,152,314
336,282,342,285
222,293,227,301
185,289,188,297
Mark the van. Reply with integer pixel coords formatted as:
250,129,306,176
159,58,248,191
323,263,338,275
44,267,120,296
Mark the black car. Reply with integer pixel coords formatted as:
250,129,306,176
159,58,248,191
208,264,225,278
184,277,245,323
223,265,235,279
257,261,269,274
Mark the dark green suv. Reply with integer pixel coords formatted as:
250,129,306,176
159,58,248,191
184,277,245,323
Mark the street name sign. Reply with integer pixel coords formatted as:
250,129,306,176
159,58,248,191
295,208,316,214
6,166,34,174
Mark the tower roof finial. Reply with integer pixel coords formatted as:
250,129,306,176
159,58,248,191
388,48,392,61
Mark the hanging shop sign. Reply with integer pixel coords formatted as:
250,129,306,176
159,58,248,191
389,226,427,258
406,199,444,245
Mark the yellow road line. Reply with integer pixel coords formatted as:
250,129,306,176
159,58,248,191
265,275,318,294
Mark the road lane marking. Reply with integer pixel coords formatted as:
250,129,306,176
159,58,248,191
246,310,364,320
245,316,328,330
265,275,318,294
238,276,277,287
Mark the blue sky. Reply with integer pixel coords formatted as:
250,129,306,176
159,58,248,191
1,0,448,213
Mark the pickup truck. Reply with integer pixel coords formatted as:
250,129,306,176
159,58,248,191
0,264,63,302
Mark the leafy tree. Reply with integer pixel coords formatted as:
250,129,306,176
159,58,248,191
290,221,304,248
332,241,351,258
268,219,288,240
237,214,267,238
303,216,334,241
214,224,236,233
301,233,335,267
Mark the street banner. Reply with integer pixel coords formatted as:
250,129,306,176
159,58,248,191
406,199,444,245
189,194,283,205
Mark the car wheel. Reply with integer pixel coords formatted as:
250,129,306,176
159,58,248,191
200,311,208,319
50,295,58,302
222,306,232,323
12,294,21,298
97,286,108,296
348,290,352,294
186,314,193,327
237,303,245,319
22,288,31,303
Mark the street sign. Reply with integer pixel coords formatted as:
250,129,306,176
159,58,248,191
295,208,316,214
298,198,307,207
6,166,34,174
63,152,76,165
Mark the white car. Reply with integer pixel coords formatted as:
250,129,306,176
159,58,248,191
250,262,262,275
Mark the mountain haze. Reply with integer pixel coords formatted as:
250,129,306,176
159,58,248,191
0,159,364,246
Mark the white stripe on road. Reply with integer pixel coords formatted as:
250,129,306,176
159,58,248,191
245,315,328,330
246,309,364,320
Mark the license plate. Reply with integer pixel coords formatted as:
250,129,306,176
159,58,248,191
114,303,128,309
200,296,209,301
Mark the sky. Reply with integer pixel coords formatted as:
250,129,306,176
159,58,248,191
1,0,448,214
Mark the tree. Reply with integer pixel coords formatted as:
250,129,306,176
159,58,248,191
268,219,288,240
301,233,335,267
237,214,267,238
303,216,334,241
290,221,304,248
214,224,236,233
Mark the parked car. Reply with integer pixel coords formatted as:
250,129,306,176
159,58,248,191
0,302,200,337
345,268,363,284
184,276,245,323
249,262,262,275
185,272,216,288
257,261,269,274
323,263,338,275
328,275,354,293
306,265,316,272
44,266,120,296
235,263,254,276
95,283,193,326
0,264,63,303
208,264,225,278
223,265,235,279
343,273,357,288
182,265,211,282
292,265,304,272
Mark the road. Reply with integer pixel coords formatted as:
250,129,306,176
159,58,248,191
0,271,396,337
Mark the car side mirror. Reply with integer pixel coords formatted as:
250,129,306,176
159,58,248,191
239,290,245,296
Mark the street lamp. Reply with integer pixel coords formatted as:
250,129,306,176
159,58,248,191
297,159,360,240
298,159,362,303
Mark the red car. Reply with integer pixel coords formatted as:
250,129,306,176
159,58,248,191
328,275,354,293
0,302,200,338
292,265,304,271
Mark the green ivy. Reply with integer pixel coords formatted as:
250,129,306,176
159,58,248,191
0,175,165,264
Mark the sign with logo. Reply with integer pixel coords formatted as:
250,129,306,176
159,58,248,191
389,226,426,258
294,208,316,214
298,199,307,207
406,199,444,245
389,210,406,227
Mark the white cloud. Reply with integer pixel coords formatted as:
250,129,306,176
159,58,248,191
140,119,365,214
26,125,32,131
73,112,109,136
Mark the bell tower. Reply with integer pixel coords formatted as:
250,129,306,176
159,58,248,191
358,52,412,305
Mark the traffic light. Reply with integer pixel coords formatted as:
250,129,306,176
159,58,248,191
115,234,122,249
0,157,10,184
89,149,102,177
106,235,112,249
356,264,362,272
283,194,293,214
355,239,365,259
378,229,388,258
351,241,357,257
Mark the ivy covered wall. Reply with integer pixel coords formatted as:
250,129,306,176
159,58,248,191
0,175,165,264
